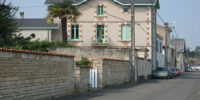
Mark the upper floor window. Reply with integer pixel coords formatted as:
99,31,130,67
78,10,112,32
97,5,104,16
121,24,131,41
71,25,79,40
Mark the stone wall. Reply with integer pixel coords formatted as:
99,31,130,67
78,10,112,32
102,58,130,87
49,47,130,88
74,66,90,93
49,47,153,87
0,49,74,100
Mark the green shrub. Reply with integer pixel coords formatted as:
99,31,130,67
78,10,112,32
75,57,92,66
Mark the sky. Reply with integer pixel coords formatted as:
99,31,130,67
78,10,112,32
6,0,200,50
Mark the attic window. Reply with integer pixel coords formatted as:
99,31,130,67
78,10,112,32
123,8,129,13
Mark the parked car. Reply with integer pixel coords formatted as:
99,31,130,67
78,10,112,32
166,67,175,78
172,68,178,77
152,67,173,79
186,67,193,72
172,68,181,76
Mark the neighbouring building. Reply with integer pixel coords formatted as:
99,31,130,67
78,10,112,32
45,0,160,68
156,33,164,67
157,24,173,66
171,39,186,72
16,13,59,42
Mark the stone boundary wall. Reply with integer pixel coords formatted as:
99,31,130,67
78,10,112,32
102,58,130,87
0,48,74,100
49,47,130,88
74,66,90,93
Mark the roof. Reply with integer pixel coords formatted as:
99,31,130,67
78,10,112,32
45,0,160,8
171,39,186,53
16,19,59,30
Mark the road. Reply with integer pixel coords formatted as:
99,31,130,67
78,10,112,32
56,72,200,100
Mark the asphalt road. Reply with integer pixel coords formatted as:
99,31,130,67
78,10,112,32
56,72,200,100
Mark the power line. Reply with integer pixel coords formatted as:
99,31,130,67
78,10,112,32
137,23,146,33
157,11,165,24
149,0,165,24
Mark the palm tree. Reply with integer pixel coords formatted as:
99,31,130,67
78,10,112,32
45,0,81,42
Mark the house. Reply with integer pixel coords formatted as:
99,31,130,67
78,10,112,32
157,24,173,66
156,33,164,67
16,13,59,42
45,0,160,68
171,39,186,72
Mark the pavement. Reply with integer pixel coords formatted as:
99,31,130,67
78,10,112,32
55,72,200,100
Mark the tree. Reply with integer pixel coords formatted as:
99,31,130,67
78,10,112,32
0,0,19,46
188,59,195,65
195,46,200,57
45,0,81,42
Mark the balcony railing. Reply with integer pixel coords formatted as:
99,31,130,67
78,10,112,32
91,37,110,47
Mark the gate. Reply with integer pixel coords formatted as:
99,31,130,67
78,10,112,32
90,68,98,88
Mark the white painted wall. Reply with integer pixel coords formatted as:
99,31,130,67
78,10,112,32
156,37,165,67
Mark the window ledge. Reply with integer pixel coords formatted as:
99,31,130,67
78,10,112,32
95,15,107,18
69,40,83,42
119,40,131,42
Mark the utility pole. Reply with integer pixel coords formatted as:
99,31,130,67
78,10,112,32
164,22,169,66
130,0,137,82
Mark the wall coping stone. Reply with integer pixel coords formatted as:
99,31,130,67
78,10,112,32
0,48,75,57
102,58,129,62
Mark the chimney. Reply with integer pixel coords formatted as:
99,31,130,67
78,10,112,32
20,12,24,19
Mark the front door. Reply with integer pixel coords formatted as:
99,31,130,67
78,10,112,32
96,25,105,44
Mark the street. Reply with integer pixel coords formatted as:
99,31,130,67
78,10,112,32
56,72,200,100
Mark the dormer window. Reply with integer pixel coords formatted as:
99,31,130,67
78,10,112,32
97,5,104,16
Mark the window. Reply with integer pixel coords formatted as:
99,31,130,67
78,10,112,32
96,25,105,43
97,5,104,16
121,24,131,41
156,60,159,67
160,42,162,53
71,25,79,40
123,8,129,13
156,40,159,52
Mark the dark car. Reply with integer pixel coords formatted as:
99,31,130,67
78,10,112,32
172,68,178,77
165,67,174,78
152,67,173,79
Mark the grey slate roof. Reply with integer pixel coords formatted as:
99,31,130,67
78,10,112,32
16,19,58,29
114,0,157,5
45,0,83,5
171,39,186,53
45,0,157,5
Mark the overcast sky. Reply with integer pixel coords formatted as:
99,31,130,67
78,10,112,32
6,0,200,50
